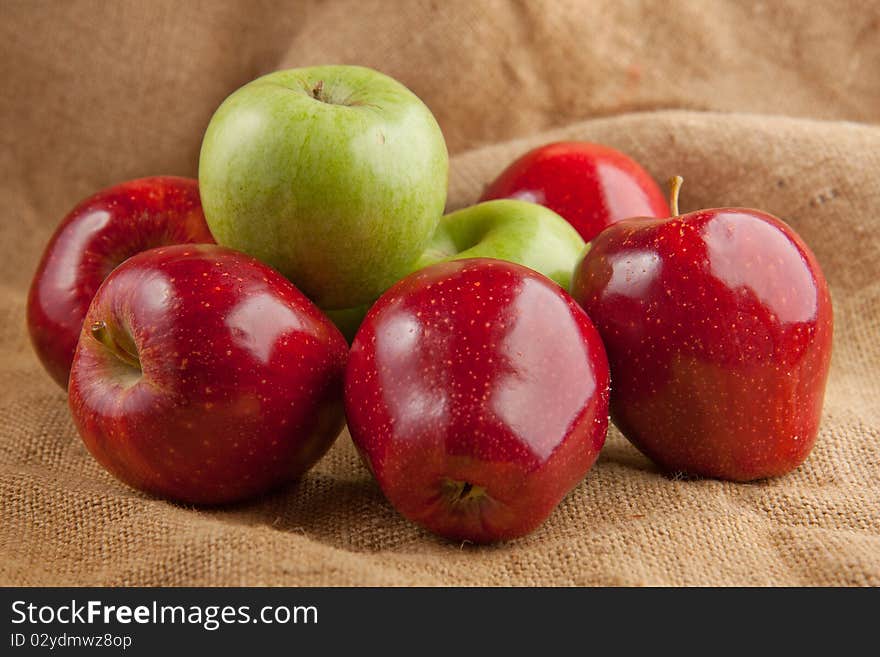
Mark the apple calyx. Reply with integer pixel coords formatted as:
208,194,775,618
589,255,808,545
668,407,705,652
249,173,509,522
444,479,489,508
311,80,325,102
90,320,141,371
668,175,684,216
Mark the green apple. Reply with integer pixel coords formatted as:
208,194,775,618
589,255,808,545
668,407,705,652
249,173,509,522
324,304,370,344
415,199,586,290
328,199,587,340
199,65,448,309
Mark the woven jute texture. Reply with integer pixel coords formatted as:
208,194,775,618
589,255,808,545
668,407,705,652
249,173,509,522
1,0,878,586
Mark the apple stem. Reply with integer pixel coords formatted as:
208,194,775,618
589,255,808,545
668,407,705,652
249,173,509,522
90,321,141,370
669,176,683,216
311,80,324,101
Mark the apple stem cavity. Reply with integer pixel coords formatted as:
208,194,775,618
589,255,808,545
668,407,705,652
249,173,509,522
669,175,684,216
311,80,325,102
90,320,141,371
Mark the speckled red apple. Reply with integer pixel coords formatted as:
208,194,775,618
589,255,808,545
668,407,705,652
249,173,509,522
571,178,833,481
480,141,669,243
345,258,610,542
28,176,215,389
68,244,348,504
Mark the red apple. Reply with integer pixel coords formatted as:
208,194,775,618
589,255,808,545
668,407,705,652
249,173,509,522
68,244,348,504
28,176,215,389
571,177,833,481
345,258,610,542
480,141,669,243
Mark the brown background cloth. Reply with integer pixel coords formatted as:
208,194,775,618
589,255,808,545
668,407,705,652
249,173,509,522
1,0,879,586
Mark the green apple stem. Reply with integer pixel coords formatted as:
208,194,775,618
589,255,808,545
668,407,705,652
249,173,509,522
669,176,683,216
311,80,324,101
91,321,141,370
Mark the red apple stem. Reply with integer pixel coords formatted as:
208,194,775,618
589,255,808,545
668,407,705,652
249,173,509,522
90,321,141,370
669,176,683,216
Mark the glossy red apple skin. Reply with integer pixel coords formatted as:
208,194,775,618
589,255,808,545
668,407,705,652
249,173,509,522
28,176,215,389
345,258,610,543
68,244,348,505
480,141,669,243
572,208,833,481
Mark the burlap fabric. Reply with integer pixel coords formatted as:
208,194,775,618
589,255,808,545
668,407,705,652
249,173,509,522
1,0,878,586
